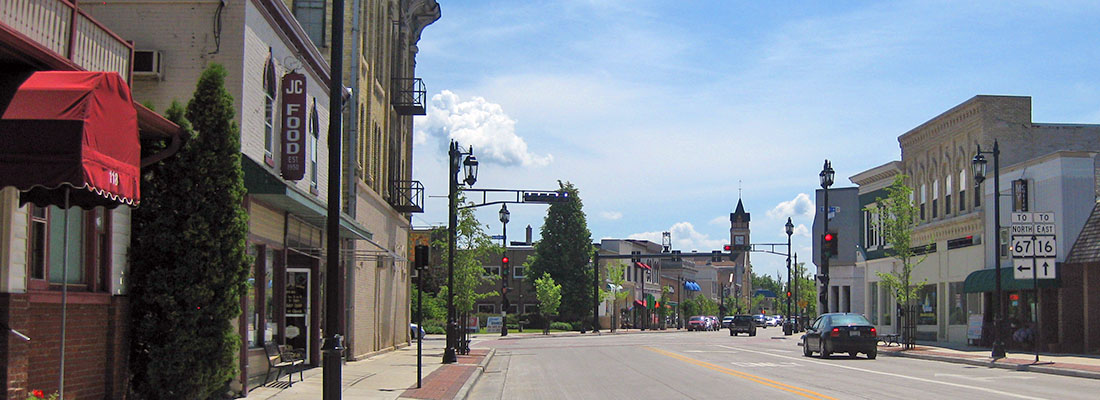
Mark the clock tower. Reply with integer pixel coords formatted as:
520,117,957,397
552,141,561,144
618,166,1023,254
730,198,751,313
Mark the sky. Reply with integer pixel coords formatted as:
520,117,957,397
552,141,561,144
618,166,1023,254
409,1,1100,280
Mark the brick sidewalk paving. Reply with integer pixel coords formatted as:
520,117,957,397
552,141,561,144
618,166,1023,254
880,344,1100,379
400,350,488,400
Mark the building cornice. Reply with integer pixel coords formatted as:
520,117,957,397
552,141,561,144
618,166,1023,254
913,212,982,246
850,161,902,186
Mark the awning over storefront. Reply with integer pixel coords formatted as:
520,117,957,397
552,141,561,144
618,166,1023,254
633,299,646,307
963,267,1061,293
635,261,651,270
0,71,139,208
683,281,700,291
754,289,778,298
242,156,372,241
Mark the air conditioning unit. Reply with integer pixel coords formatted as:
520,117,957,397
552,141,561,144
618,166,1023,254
133,50,162,79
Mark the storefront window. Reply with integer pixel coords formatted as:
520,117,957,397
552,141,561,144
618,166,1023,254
265,248,276,343
869,282,878,325
48,206,84,284
917,285,937,325
948,282,966,325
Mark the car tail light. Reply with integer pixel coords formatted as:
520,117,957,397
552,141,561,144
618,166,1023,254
870,327,877,336
830,327,840,337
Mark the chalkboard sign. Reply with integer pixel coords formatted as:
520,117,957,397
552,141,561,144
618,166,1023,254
286,272,308,316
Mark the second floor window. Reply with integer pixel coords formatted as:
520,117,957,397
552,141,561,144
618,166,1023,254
293,0,326,47
263,55,277,165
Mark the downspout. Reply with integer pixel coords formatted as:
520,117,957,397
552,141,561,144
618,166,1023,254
345,0,362,358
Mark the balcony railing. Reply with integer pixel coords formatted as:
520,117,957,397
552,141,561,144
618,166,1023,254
389,179,424,213
391,77,426,115
1,0,132,78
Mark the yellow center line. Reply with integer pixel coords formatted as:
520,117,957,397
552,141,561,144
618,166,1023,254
644,346,838,400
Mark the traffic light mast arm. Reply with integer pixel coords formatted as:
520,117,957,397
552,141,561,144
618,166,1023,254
457,188,570,209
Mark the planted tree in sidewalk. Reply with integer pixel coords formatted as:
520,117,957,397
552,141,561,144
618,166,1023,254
528,181,594,324
605,262,629,332
534,272,562,335
868,174,929,349
130,64,251,399
433,193,499,328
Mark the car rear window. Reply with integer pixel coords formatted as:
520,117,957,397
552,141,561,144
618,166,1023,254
829,315,872,326
689,317,703,321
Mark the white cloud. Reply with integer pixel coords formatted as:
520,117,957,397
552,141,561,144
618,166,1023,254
417,90,552,167
794,224,810,238
600,211,623,220
629,222,725,252
767,193,815,219
709,215,728,226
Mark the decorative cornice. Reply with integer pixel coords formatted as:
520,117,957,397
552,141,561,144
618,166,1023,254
898,97,986,151
850,161,902,186
913,212,982,246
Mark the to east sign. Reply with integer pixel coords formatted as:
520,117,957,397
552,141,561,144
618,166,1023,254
280,73,307,181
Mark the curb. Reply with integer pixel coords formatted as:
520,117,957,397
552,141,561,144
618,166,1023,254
455,348,496,400
883,350,1100,380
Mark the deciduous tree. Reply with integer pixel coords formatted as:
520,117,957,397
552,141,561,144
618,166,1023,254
534,272,562,335
868,174,928,348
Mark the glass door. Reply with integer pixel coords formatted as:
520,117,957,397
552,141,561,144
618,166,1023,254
285,268,311,363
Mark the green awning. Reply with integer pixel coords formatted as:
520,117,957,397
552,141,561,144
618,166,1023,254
242,156,372,241
963,266,1060,293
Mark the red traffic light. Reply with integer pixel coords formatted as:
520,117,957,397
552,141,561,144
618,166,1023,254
824,233,834,242
786,291,792,298
723,245,731,251
502,256,509,264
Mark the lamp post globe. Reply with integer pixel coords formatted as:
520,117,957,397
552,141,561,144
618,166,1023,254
972,151,987,184
463,153,478,186
820,160,835,189
499,203,510,224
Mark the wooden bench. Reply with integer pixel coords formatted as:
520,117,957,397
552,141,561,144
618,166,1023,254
264,342,305,387
879,334,901,347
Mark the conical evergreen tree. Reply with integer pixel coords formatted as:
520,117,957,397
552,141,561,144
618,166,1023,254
528,181,593,323
130,64,251,399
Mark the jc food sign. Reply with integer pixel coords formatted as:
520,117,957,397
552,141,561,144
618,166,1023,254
280,73,307,180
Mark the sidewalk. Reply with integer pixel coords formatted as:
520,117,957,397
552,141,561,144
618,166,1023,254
243,337,491,400
879,341,1100,379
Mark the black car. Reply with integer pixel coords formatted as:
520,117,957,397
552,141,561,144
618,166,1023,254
728,314,757,336
802,313,877,359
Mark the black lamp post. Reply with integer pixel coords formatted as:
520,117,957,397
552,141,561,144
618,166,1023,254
444,140,478,364
499,204,510,337
973,140,1007,359
819,160,835,314
785,217,794,335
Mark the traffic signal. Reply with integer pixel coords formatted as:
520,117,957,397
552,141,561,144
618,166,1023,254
415,245,430,269
822,231,838,258
502,255,510,276
786,291,792,298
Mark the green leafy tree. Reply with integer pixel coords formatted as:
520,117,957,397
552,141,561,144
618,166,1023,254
868,174,928,348
433,193,500,316
528,181,594,323
604,262,629,332
411,289,447,323
534,272,562,335
130,64,251,399
793,262,817,321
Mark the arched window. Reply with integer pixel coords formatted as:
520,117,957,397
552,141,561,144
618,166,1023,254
263,50,277,165
959,169,967,212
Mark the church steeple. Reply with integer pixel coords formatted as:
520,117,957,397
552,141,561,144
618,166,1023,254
731,198,750,224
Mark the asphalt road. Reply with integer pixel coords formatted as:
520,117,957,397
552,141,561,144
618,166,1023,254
467,328,1100,400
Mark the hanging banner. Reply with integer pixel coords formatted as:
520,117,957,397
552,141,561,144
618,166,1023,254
280,73,307,180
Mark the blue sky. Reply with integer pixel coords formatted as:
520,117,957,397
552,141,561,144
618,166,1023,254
410,1,1100,280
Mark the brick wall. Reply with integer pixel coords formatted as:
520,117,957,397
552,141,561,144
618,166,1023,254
0,294,129,400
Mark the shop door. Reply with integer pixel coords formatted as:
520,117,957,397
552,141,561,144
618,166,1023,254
285,268,311,363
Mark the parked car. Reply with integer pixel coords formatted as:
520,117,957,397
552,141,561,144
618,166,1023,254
753,314,767,327
766,316,780,327
707,316,719,331
687,316,707,331
728,315,757,336
803,313,878,359
721,316,735,329
410,323,425,339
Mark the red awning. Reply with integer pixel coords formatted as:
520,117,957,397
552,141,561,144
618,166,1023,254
635,261,651,270
0,71,140,208
633,299,647,307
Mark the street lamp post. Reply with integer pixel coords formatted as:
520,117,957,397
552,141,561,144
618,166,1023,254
499,204,510,337
785,218,794,335
819,160,835,314
793,253,800,331
973,140,1007,359
444,141,478,364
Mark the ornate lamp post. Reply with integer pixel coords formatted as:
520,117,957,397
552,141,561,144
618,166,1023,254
785,217,794,335
499,204,510,337
444,141,478,364
819,160,835,314
973,140,1007,359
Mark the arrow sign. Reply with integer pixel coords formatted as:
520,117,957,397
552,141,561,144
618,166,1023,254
1035,258,1056,279
1014,259,1033,279
1017,264,1030,272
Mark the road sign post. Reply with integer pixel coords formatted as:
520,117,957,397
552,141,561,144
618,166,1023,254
1010,212,1057,364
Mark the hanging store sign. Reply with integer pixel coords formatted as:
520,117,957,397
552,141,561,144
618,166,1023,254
280,73,307,180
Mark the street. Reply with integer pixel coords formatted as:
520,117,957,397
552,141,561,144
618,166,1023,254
467,330,1100,400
